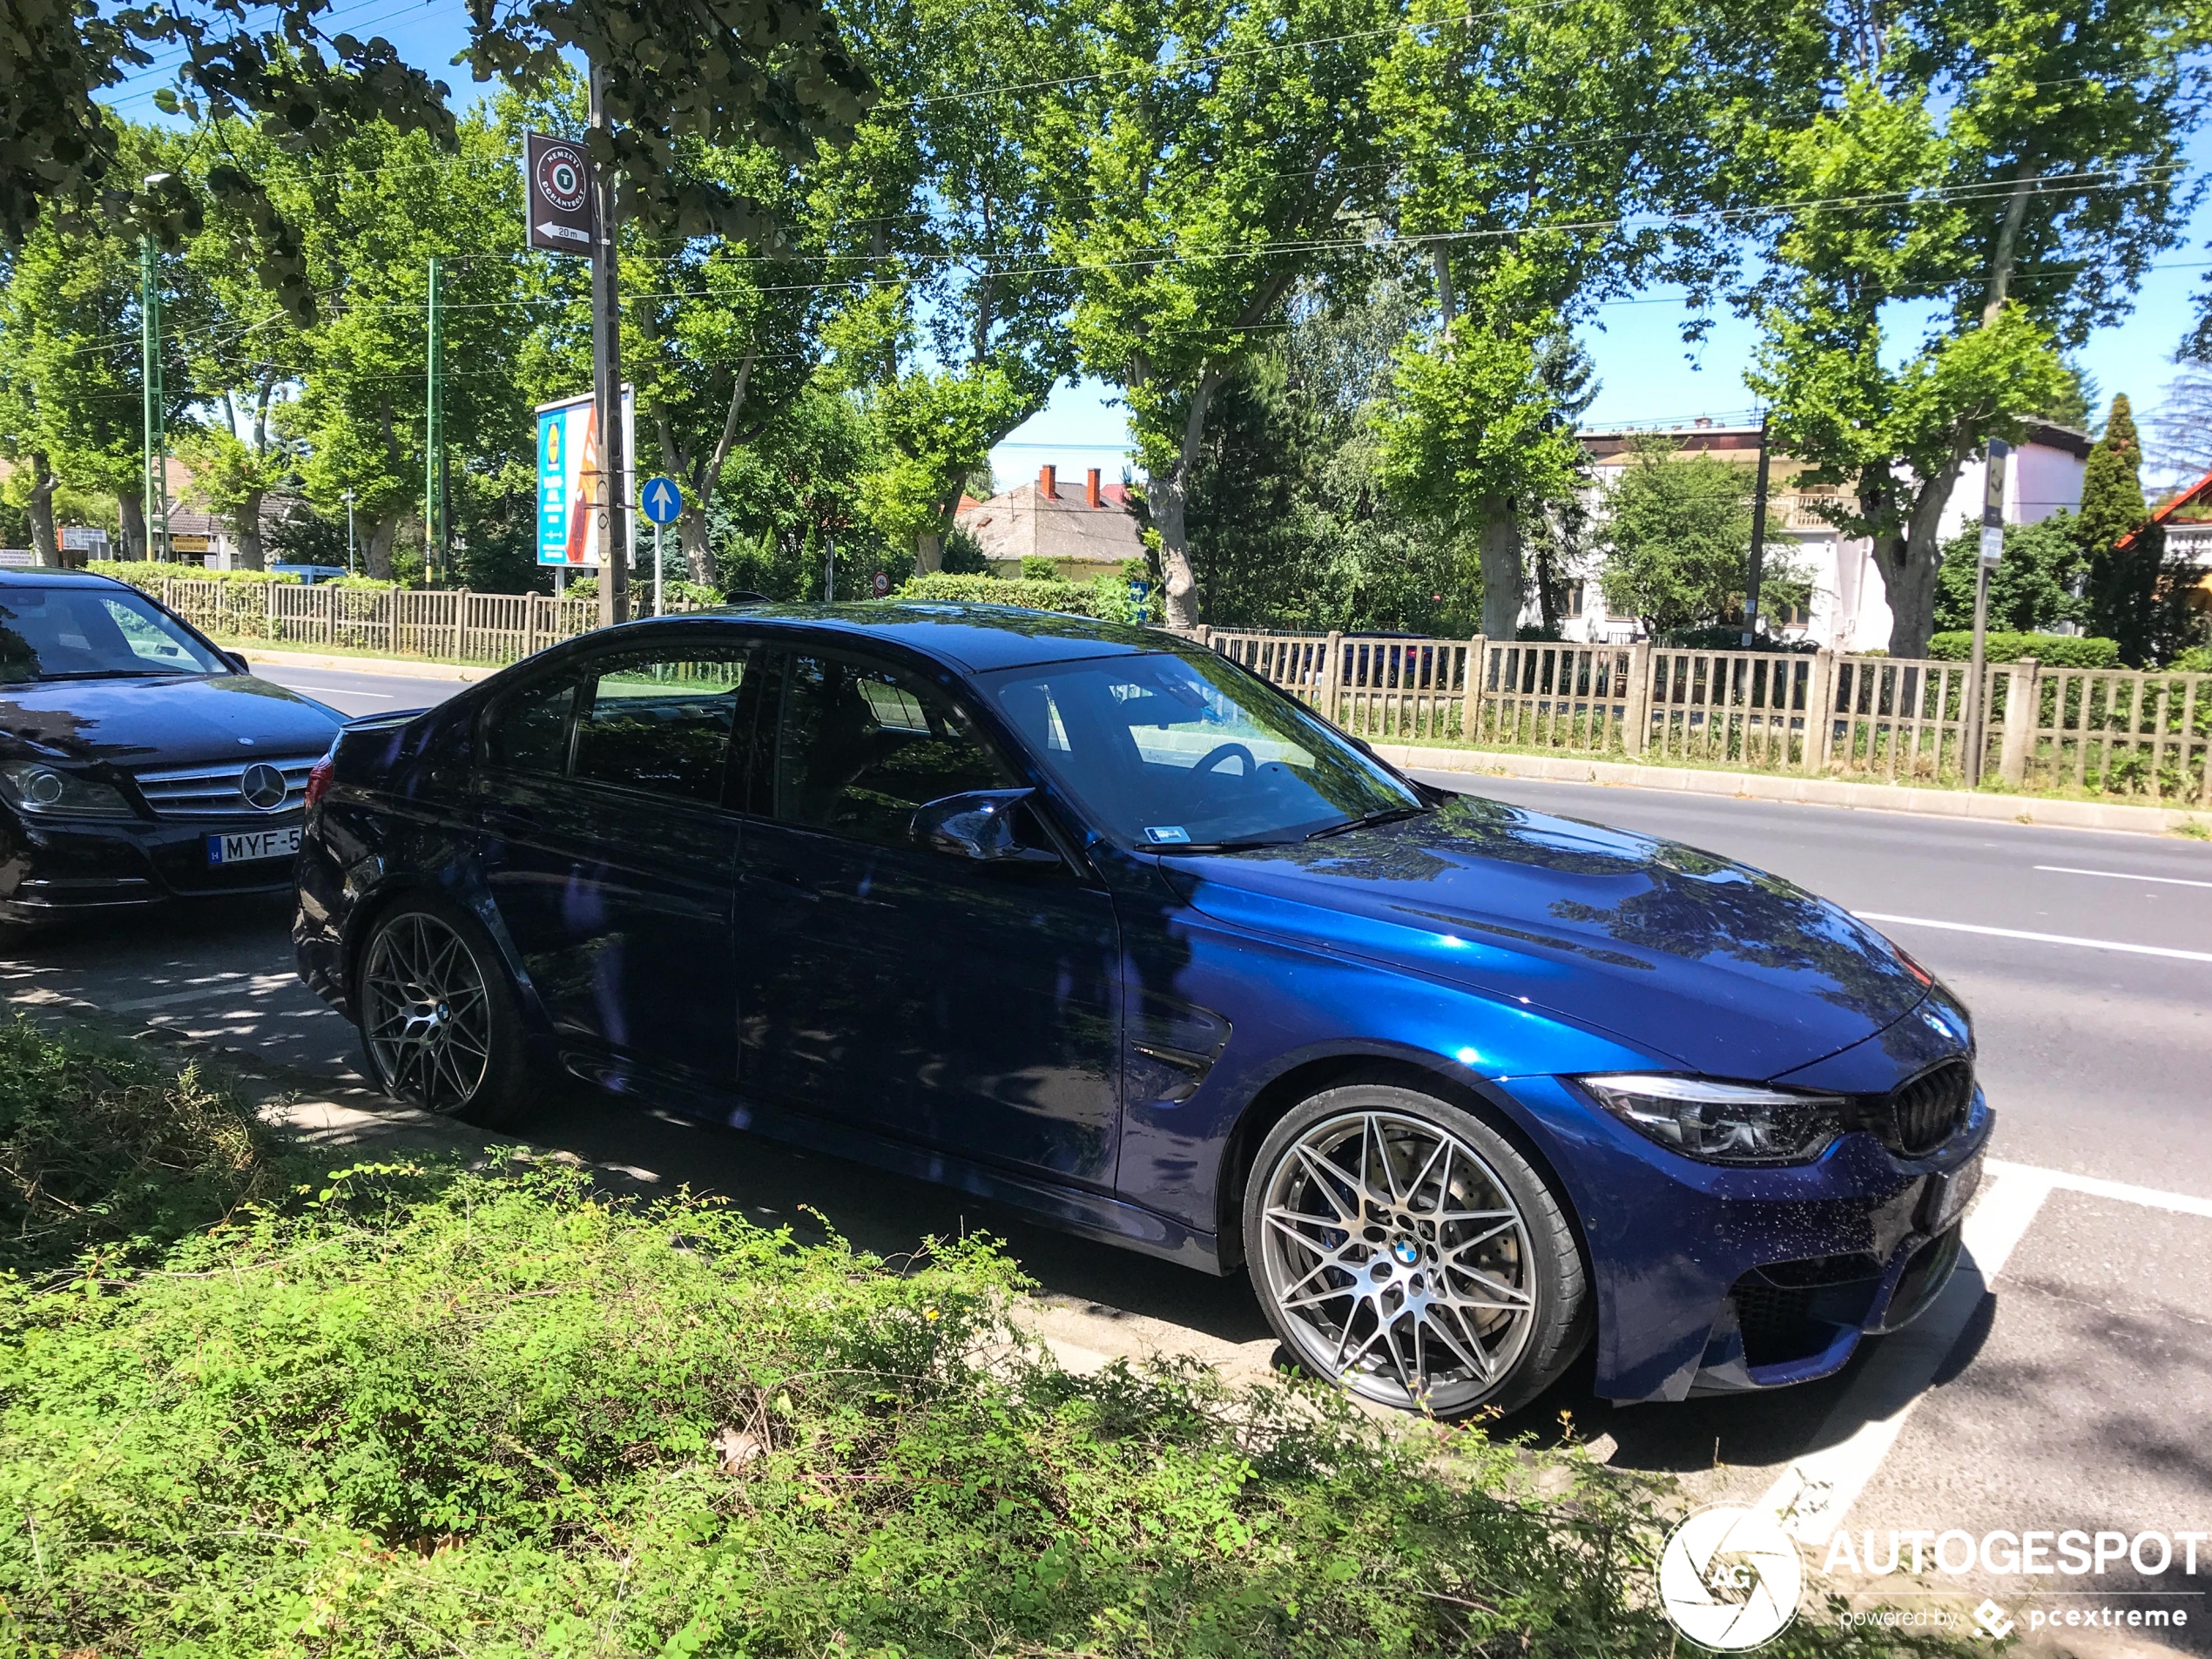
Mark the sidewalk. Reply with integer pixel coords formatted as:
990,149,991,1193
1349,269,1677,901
1375,741,2212,838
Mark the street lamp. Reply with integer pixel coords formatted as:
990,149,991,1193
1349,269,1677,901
140,172,173,564
343,489,356,575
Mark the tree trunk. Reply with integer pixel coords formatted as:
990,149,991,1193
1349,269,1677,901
118,490,147,561
916,531,943,574
24,453,59,569
678,508,713,586
233,489,266,570
1153,365,1227,632
1876,459,1964,658
361,515,399,581
1479,497,1522,641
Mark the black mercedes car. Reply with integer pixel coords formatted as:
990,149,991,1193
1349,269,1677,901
0,570,345,922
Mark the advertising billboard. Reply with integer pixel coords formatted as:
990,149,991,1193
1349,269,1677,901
523,132,595,255
536,388,635,569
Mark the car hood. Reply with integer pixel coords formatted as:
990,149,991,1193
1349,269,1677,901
0,674,343,770
1159,792,1929,1080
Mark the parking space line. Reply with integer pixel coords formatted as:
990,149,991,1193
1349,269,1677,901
2033,865,2212,890
1757,1163,2055,1546
1986,1157,2212,1218
1855,911,2212,963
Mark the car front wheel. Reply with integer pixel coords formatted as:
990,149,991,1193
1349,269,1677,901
357,900,534,1129
1243,1081,1589,1417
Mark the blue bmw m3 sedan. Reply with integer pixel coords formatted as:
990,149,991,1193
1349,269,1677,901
293,604,1989,1416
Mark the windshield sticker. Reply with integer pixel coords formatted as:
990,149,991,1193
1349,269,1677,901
1145,826,1192,844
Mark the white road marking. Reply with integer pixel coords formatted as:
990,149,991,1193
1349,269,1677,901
2033,864,2212,890
1855,911,2212,964
1757,1163,2054,1546
1757,1156,2212,1548
280,683,395,699
108,973,300,1013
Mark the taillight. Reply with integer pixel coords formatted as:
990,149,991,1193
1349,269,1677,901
304,753,336,809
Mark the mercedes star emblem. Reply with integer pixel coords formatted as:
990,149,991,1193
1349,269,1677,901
239,762,289,812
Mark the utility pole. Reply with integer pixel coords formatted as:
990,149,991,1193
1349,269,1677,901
588,66,629,626
1963,436,2008,787
424,255,444,584
140,232,169,563
1741,413,1772,649
823,530,835,603
343,489,357,574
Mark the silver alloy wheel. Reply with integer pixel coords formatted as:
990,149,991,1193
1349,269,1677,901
361,912,493,1115
1255,1109,1537,1413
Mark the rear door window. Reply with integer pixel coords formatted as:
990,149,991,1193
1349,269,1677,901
571,646,753,806
771,652,1013,846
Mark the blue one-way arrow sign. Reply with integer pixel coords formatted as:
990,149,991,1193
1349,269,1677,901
639,475,683,525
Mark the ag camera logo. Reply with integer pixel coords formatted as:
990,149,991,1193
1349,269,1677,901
1659,1503,1804,1650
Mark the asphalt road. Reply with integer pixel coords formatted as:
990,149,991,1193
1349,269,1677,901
17,655,2205,1648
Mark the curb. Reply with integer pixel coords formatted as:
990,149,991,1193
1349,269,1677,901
240,649,501,684
1374,743,2212,839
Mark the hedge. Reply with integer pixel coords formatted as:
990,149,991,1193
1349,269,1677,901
1926,631,2121,668
894,571,1103,614
86,561,300,592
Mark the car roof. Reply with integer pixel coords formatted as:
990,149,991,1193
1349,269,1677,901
0,569,131,590
626,602,1191,674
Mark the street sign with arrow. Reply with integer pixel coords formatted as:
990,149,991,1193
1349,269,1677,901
524,132,594,254
640,475,683,525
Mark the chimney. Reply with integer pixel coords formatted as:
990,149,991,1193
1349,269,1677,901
1039,464,1057,500
1086,468,1101,509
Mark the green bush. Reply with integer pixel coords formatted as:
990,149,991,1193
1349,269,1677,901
894,570,1105,616
2170,645,2212,674
1926,631,2120,667
87,561,301,593
0,1028,1966,1657
324,573,399,591
1661,624,1818,654
0,1020,272,1280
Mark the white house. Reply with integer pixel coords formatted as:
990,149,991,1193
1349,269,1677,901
1549,420,2094,650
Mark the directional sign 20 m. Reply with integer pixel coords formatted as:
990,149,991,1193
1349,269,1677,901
525,132,594,254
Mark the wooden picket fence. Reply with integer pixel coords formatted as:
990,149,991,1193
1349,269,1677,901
158,579,666,667
1203,628,2212,806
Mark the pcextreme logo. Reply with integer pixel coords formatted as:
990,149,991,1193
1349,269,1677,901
1658,1504,1804,1650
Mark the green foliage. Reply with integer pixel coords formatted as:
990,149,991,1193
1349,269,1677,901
1664,625,1820,654
894,572,1103,616
324,574,400,591
1019,555,1060,580
2078,395,2168,664
86,561,300,590
1596,439,1755,634
1927,631,2121,668
2173,646,2212,673
1933,513,2087,634
0,1020,272,1278
939,523,991,575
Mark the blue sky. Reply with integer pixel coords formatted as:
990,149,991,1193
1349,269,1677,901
103,1,2212,493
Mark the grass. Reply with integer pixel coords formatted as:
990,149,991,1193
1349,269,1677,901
0,1022,1980,1657
208,632,508,671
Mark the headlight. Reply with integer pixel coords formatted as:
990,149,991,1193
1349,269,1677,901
1579,1073,1847,1164
0,762,137,819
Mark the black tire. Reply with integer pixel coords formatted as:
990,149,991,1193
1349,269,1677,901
354,896,536,1130
1241,1079,1589,1418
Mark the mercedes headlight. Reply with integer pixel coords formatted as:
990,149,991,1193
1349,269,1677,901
0,762,136,819
1580,1073,1847,1165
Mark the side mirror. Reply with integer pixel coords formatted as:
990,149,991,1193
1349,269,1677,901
911,788,1060,864
222,651,253,676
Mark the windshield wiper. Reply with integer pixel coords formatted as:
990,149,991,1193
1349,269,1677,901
1153,836,1297,854
1305,805,1428,841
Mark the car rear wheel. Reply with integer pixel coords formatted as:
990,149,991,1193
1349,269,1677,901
1243,1082,1589,1417
357,900,533,1129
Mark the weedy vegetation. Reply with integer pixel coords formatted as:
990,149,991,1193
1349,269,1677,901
0,1021,1975,1656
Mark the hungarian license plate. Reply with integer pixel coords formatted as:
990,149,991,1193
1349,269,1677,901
206,826,301,866
1919,1152,1984,1234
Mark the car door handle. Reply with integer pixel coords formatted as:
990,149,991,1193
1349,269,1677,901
743,867,821,902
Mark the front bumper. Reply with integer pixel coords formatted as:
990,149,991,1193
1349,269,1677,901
1498,1071,1993,1403
0,810,303,920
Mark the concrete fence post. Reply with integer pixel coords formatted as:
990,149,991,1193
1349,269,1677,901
1318,630,1345,721
1463,635,1489,744
453,590,468,662
1622,640,1650,757
1804,649,1838,774
1999,657,2039,787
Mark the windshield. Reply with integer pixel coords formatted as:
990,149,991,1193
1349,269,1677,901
985,650,1422,849
0,587,226,683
